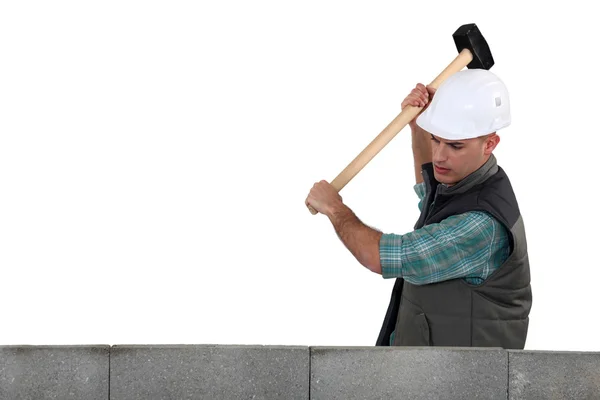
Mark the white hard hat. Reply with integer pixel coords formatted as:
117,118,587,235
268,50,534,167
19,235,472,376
416,68,511,140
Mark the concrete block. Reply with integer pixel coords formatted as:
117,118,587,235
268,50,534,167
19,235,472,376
0,345,109,400
509,350,600,399
310,346,508,400
110,344,309,400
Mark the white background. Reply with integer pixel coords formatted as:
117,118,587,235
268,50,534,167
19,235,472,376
1,1,598,351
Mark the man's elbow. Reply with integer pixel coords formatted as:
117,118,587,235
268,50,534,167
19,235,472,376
367,237,383,275
361,251,382,275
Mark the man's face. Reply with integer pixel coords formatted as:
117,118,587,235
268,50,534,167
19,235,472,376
430,133,500,186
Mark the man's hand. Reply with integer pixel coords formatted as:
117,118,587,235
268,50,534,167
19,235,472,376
305,180,344,217
402,83,437,131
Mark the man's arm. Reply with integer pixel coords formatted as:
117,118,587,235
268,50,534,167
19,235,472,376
411,125,432,184
401,83,435,184
328,203,383,275
305,180,383,274
379,211,510,285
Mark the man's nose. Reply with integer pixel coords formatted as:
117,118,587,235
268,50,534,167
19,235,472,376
433,144,449,162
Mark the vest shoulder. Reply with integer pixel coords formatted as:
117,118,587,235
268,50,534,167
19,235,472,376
473,167,521,227
477,167,517,201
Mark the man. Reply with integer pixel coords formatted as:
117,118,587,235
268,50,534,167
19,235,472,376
305,68,532,349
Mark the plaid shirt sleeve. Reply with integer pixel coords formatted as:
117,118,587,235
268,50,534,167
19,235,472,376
379,182,510,285
414,181,427,212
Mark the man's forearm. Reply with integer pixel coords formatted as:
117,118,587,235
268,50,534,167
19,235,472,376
327,204,383,274
412,126,432,184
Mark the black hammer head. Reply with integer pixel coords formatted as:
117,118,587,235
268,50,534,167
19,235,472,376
453,23,494,70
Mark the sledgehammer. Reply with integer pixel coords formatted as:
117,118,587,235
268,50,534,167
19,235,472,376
307,23,495,215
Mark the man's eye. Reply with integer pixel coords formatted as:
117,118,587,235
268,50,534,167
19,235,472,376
451,145,462,150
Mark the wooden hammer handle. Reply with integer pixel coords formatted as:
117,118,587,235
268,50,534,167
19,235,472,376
307,48,473,215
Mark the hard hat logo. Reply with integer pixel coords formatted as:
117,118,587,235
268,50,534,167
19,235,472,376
416,69,511,141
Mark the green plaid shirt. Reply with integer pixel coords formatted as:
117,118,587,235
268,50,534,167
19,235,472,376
379,182,510,285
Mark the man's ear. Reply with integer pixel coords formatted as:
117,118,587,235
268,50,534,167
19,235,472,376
483,134,500,155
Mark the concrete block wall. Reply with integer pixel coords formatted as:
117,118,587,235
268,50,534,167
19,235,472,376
0,346,109,400
1,345,599,399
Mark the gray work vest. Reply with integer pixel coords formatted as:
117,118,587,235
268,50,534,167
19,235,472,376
375,155,532,349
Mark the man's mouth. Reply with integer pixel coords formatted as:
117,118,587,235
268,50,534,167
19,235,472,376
434,165,451,174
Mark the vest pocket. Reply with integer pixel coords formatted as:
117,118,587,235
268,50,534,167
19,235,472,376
395,296,432,346
415,313,431,346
